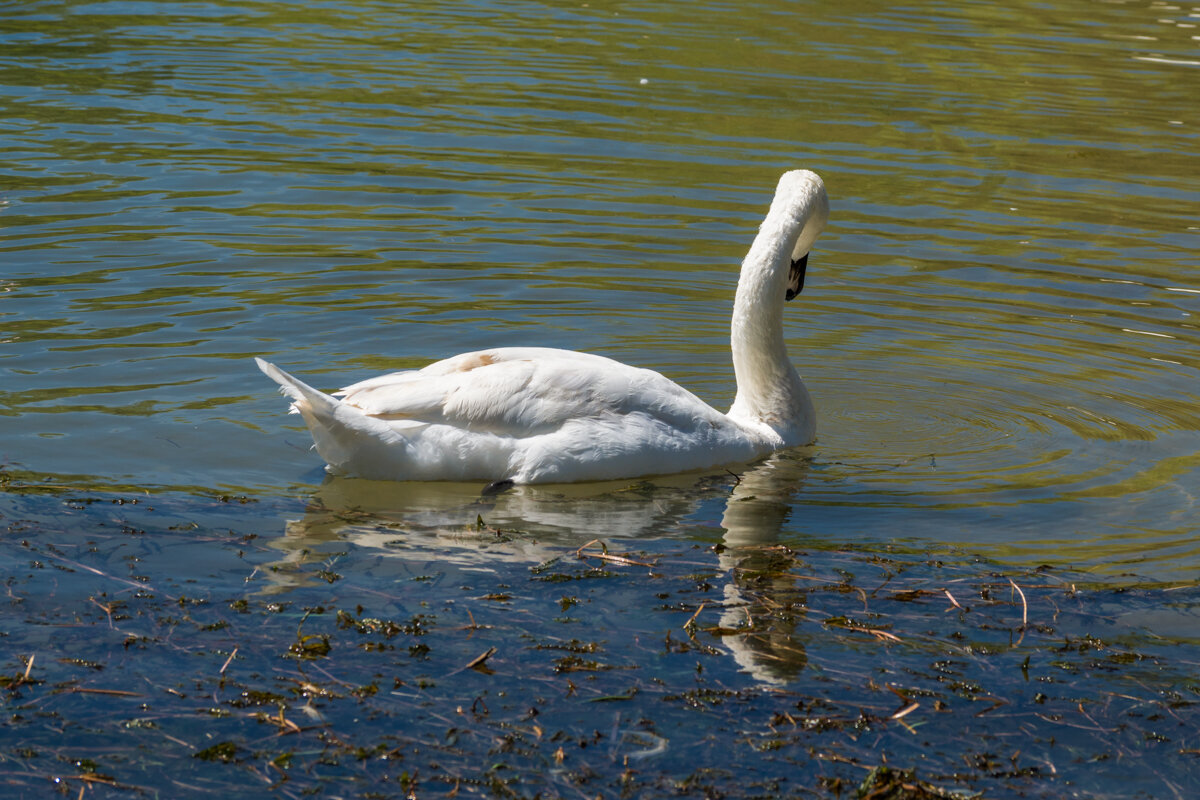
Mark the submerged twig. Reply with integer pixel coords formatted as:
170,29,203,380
78,774,119,790
591,552,655,568
90,597,114,629
454,607,491,633
464,647,497,672
974,697,1007,717
42,551,175,600
944,588,963,611
273,706,303,736
822,616,902,643
682,601,707,631
574,539,605,557
1009,578,1028,627
66,687,142,698
574,540,655,568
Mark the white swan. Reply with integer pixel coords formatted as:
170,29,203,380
256,169,829,484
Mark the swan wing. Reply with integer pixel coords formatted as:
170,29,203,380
336,347,722,437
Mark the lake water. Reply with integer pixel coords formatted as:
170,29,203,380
1,2,1198,795
4,0,1196,580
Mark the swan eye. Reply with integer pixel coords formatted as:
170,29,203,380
786,254,809,301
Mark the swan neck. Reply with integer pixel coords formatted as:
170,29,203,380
727,195,818,444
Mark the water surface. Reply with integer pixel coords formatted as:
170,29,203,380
2,1,1200,796
2,2,1197,584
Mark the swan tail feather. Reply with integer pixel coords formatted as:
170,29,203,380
255,357,334,415
255,357,405,475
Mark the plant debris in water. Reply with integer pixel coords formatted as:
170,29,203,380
1,482,1198,799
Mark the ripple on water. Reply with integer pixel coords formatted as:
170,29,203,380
1,0,1197,581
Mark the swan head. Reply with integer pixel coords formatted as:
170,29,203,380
772,170,829,301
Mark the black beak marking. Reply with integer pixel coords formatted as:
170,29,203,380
786,253,809,302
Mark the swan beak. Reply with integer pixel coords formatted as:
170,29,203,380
785,253,808,301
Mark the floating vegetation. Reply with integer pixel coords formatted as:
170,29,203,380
0,484,1198,799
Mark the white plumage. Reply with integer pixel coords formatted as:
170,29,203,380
257,169,830,484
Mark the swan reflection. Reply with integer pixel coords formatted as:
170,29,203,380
265,453,814,685
714,454,813,684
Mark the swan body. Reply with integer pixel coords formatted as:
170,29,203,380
258,169,829,484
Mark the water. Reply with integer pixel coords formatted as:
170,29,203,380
5,484,1200,799
6,0,1196,580
1,2,1199,793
